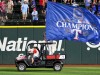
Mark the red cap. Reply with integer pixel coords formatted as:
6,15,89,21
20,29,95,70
33,8,36,10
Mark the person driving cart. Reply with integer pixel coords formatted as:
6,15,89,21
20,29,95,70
28,47,39,65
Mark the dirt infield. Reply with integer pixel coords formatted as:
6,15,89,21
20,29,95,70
1,64,100,67
0,65,15,67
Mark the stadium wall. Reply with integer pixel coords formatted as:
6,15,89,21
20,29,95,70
0,27,100,64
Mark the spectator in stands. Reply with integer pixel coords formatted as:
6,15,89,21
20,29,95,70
31,0,36,8
31,8,38,21
97,1,100,16
7,0,14,14
64,0,67,4
19,0,29,5
0,1,2,20
63,0,72,5
84,0,92,10
39,0,45,14
21,0,24,4
24,0,29,4
52,0,56,2
1,0,8,22
94,0,99,3
44,0,48,8
91,1,97,14
21,1,29,20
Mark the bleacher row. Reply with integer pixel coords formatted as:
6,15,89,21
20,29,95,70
1,4,45,26
1,2,85,26
5,13,45,26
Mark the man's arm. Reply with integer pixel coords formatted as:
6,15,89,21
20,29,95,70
11,1,14,10
84,0,85,3
70,0,72,4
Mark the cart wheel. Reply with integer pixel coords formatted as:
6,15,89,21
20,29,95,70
53,63,62,71
17,63,26,71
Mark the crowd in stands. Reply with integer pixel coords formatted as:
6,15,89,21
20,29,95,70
84,0,100,16
0,0,100,25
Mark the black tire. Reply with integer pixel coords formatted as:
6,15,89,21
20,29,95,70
53,63,62,71
17,63,26,71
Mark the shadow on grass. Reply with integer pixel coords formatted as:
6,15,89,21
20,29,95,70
0,69,55,72
25,70,55,72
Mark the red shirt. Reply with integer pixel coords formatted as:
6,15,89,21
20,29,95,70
39,0,44,6
33,49,37,54
0,2,2,7
0,2,2,11
1,2,6,12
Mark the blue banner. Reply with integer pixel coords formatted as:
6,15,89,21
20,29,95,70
46,2,100,43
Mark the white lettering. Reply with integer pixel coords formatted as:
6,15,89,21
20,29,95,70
72,29,82,40
0,37,7,51
6,41,16,51
16,38,23,51
0,37,63,52
22,37,27,51
56,21,97,32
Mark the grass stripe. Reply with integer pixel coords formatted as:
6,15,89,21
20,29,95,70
0,67,100,75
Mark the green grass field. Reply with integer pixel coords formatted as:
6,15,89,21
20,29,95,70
0,67,100,75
